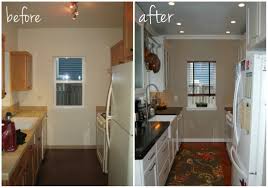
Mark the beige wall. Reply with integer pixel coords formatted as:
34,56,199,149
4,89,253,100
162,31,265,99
17,28,122,146
166,39,239,140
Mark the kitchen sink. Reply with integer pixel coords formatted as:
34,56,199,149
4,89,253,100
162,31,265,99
11,117,39,130
149,115,177,122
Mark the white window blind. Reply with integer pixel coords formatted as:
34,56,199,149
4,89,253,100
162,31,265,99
187,61,216,109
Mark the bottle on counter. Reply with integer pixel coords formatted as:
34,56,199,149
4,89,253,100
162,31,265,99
2,112,17,152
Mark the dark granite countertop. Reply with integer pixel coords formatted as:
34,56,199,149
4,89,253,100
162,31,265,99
135,121,170,160
156,107,183,115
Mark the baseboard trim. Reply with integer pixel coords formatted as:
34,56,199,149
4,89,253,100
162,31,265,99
46,145,97,149
181,138,227,142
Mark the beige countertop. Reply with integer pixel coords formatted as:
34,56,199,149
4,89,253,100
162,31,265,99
2,109,47,181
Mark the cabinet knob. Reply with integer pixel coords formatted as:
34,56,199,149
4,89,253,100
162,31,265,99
130,48,133,52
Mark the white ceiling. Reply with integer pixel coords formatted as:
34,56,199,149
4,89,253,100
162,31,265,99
137,2,246,35
2,2,123,28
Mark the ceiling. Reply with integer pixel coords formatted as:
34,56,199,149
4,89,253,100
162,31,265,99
2,2,123,28
137,2,246,35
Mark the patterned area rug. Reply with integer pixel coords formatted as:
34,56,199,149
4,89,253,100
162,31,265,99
166,143,231,186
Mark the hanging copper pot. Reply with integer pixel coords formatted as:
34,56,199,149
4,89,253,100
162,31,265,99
145,52,160,73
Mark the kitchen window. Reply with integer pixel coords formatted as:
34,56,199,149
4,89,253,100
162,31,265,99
187,61,216,110
54,57,85,107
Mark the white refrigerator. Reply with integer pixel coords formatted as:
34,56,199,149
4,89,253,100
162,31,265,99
105,62,133,186
231,52,266,186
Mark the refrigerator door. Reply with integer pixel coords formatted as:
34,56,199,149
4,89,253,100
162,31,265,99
108,119,133,185
111,63,133,135
232,52,266,186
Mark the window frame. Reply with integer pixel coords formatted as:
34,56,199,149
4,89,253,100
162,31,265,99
53,56,85,109
186,60,217,111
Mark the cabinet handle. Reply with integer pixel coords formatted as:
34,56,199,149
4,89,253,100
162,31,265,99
149,163,156,172
148,152,155,161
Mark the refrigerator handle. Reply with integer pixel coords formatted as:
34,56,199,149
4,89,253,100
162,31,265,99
230,146,247,178
105,82,112,148
233,73,241,145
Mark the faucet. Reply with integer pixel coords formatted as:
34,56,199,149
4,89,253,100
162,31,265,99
145,83,159,122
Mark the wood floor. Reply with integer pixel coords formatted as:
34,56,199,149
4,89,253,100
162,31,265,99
36,149,108,185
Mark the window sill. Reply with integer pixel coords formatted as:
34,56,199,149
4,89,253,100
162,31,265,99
186,106,217,111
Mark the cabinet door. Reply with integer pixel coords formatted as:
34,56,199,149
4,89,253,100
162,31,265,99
258,2,266,41
42,116,47,160
123,2,133,60
111,40,124,66
247,3,259,48
2,34,6,98
144,161,157,186
26,54,32,89
34,124,42,176
177,114,183,149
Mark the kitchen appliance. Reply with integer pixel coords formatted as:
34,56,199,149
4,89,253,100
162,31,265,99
105,62,133,185
96,112,108,173
231,52,266,186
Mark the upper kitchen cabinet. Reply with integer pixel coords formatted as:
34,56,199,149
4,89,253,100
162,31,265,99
111,40,124,66
246,2,266,50
2,34,6,98
10,51,33,91
123,2,133,61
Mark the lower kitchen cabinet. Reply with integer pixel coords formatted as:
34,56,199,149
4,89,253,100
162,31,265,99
135,128,171,186
3,115,47,186
135,113,183,186
144,158,157,186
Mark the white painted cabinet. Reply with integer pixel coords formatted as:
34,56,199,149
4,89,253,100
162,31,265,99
246,2,266,50
144,159,157,186
177,114,183,150
135,5,149,95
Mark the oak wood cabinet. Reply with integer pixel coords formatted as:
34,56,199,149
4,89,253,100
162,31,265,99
111,3,133,67
3,116,47,186
10,51,33,91
123,2,133,60
111,40,124,66
9,138,34,186
2,34,6,98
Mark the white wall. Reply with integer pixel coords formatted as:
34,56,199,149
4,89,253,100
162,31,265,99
17,28,122,146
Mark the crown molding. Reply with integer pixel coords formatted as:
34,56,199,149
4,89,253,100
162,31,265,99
162,34,243,40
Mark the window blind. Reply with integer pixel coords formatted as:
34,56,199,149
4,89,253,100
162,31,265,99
57,58,82,81
187,61,216,96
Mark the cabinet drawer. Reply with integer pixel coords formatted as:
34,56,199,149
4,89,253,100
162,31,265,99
157,139,169,174
158,157,170,186
156,129,168,150
143,144,156,171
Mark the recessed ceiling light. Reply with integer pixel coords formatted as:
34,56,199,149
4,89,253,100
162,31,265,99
226,31,231,34
176,22,182,26
179,30,184,34
238,3,245,7
231,20,236,24
168,2,175,6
